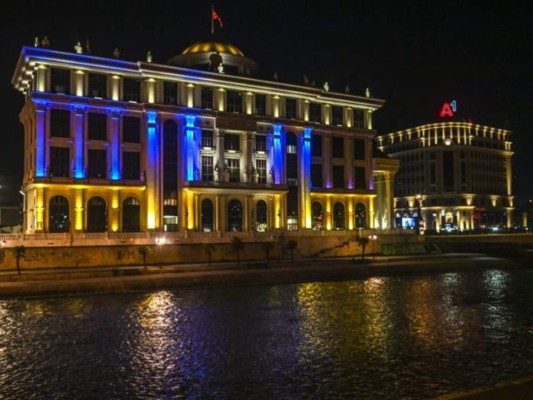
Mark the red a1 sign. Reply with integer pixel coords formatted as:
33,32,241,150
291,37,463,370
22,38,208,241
439,100,457,117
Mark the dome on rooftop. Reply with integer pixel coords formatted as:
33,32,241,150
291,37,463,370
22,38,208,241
167,41,258,77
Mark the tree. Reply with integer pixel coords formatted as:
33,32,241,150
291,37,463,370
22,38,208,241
286,240,298,263
231,237,244,267
261,241,274,266
356,237,370,263
11,245,25,275
138,246,150,269
203,243,215,266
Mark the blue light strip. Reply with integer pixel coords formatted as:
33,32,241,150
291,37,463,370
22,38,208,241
303,127,312,186
34,101,47,177
72,105,85,178
273,124,283,184
185,115,197,181
109,108,121,180
147,111,158,175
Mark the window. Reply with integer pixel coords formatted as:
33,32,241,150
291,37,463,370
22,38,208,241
333,165,344,188
256,94,266,115
88,73,106,98
122,197,140,232
201,87,213,109
88,113,107,141
311,164,323,187
201,199,214,232
163,120,178,231
332,106,343,125
123,117,140,143
227,199,243,231
123,78,140,102
286,98,297,118
227,159,240,182
87,196,107,232
49,196,70,232
226,90,242,113
311,134,322,157
88,149,107,179
50,109,70,138
49,147,70,177
256,159,267,183
256,200,267,231
255,135,267,152
355,203,366,228
354,139,365,160
333,202,345,230
50,68,70,94
202,156,213,181
332,137,344,158
123,151,140,180
309,103,321,122
312,201,324,230
354,109,365,128
201,130,214,148
225,134,240,151
164,82,178,105
354,167,366,189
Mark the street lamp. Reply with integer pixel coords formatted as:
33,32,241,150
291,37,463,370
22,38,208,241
368,234,378,259
155,236,166,268
415,194,424,235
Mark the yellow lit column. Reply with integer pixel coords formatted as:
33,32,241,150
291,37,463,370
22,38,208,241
35,186,45,232
216,88,225,111
214,194,220,232
365,110,373,129
273,96,280,118
111,75,121,101
245,92,253,114
303,100,310,121
274,195,281,229
75,70,85,96
348,198,354,230
146,78,156,104
110,190,120,232
324,104,331,125
324,136,332,188
345,108,353,128
369,197,376,229
326,196,332,230
187,83,195,108
505,155,512,196
74,188,84,232
35,64,47,92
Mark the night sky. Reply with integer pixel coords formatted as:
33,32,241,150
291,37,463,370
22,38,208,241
1,1,531,207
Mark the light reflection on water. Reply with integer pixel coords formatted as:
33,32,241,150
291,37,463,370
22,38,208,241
1,268,533,399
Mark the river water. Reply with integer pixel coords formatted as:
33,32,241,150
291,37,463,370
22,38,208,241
2,267,533,399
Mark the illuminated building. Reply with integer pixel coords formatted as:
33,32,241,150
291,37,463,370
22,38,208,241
378,118,514,232
12,41,392,235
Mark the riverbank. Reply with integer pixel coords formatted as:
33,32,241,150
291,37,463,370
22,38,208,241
0,253,529,298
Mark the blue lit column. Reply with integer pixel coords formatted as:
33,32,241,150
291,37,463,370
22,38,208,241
72,104,86,179
301,127,312,228
109,109,121,180
146,110,159,229
271,124,284,184
34,100,47,177
183,115,198,181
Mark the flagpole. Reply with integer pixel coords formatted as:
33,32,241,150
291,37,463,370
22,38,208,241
211,5,214,35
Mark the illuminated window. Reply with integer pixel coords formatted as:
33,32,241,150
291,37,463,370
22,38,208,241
88,113,107,141
88,73,107,98
256,200,267,231
225,134,240,151
49,146,70,177
202,156,213,181
201,130,214,148
201,199,214,232
88,149,107,179
87,196,107,232
355,203,366,228
333,202,345,230
123,117,140,143
311,201,324,230
49,195,70,232
227,159,240,182
50,68,70,94
255,135,267,152
256,159,267,183
50,109,70,138
227,199,243,231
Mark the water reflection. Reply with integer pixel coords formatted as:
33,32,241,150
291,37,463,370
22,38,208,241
2,268,533,399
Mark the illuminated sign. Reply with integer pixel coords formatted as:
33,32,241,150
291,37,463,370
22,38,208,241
439,100,457,118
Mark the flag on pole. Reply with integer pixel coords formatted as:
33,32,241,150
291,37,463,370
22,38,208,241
211,6,223,34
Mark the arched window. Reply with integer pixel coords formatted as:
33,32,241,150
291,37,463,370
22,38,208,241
333,202,345,230
227,199,243,231
256,200,267,232
49,195,70,232
311,201,324,230
201,199,214,232
122,197,140,232
355,202,367,229
87,196,107,232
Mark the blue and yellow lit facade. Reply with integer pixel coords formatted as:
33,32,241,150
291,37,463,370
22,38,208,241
12,42,391,234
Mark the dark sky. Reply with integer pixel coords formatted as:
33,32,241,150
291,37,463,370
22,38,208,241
1,1,532,206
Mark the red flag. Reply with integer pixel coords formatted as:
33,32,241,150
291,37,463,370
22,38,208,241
212,8,223,27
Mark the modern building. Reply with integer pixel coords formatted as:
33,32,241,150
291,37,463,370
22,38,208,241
377,120,514,233
12,40,395,235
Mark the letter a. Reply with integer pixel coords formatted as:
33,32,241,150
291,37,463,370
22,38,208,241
439,103,454,118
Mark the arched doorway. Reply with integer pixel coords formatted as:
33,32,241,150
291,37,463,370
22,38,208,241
122,197,140,232
201,199,214,232
256,200,267,232
311,201,324,230
355,202,367,229
333,202,345,230
49,195,70,232
227,199,243,231
87,196,107,232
